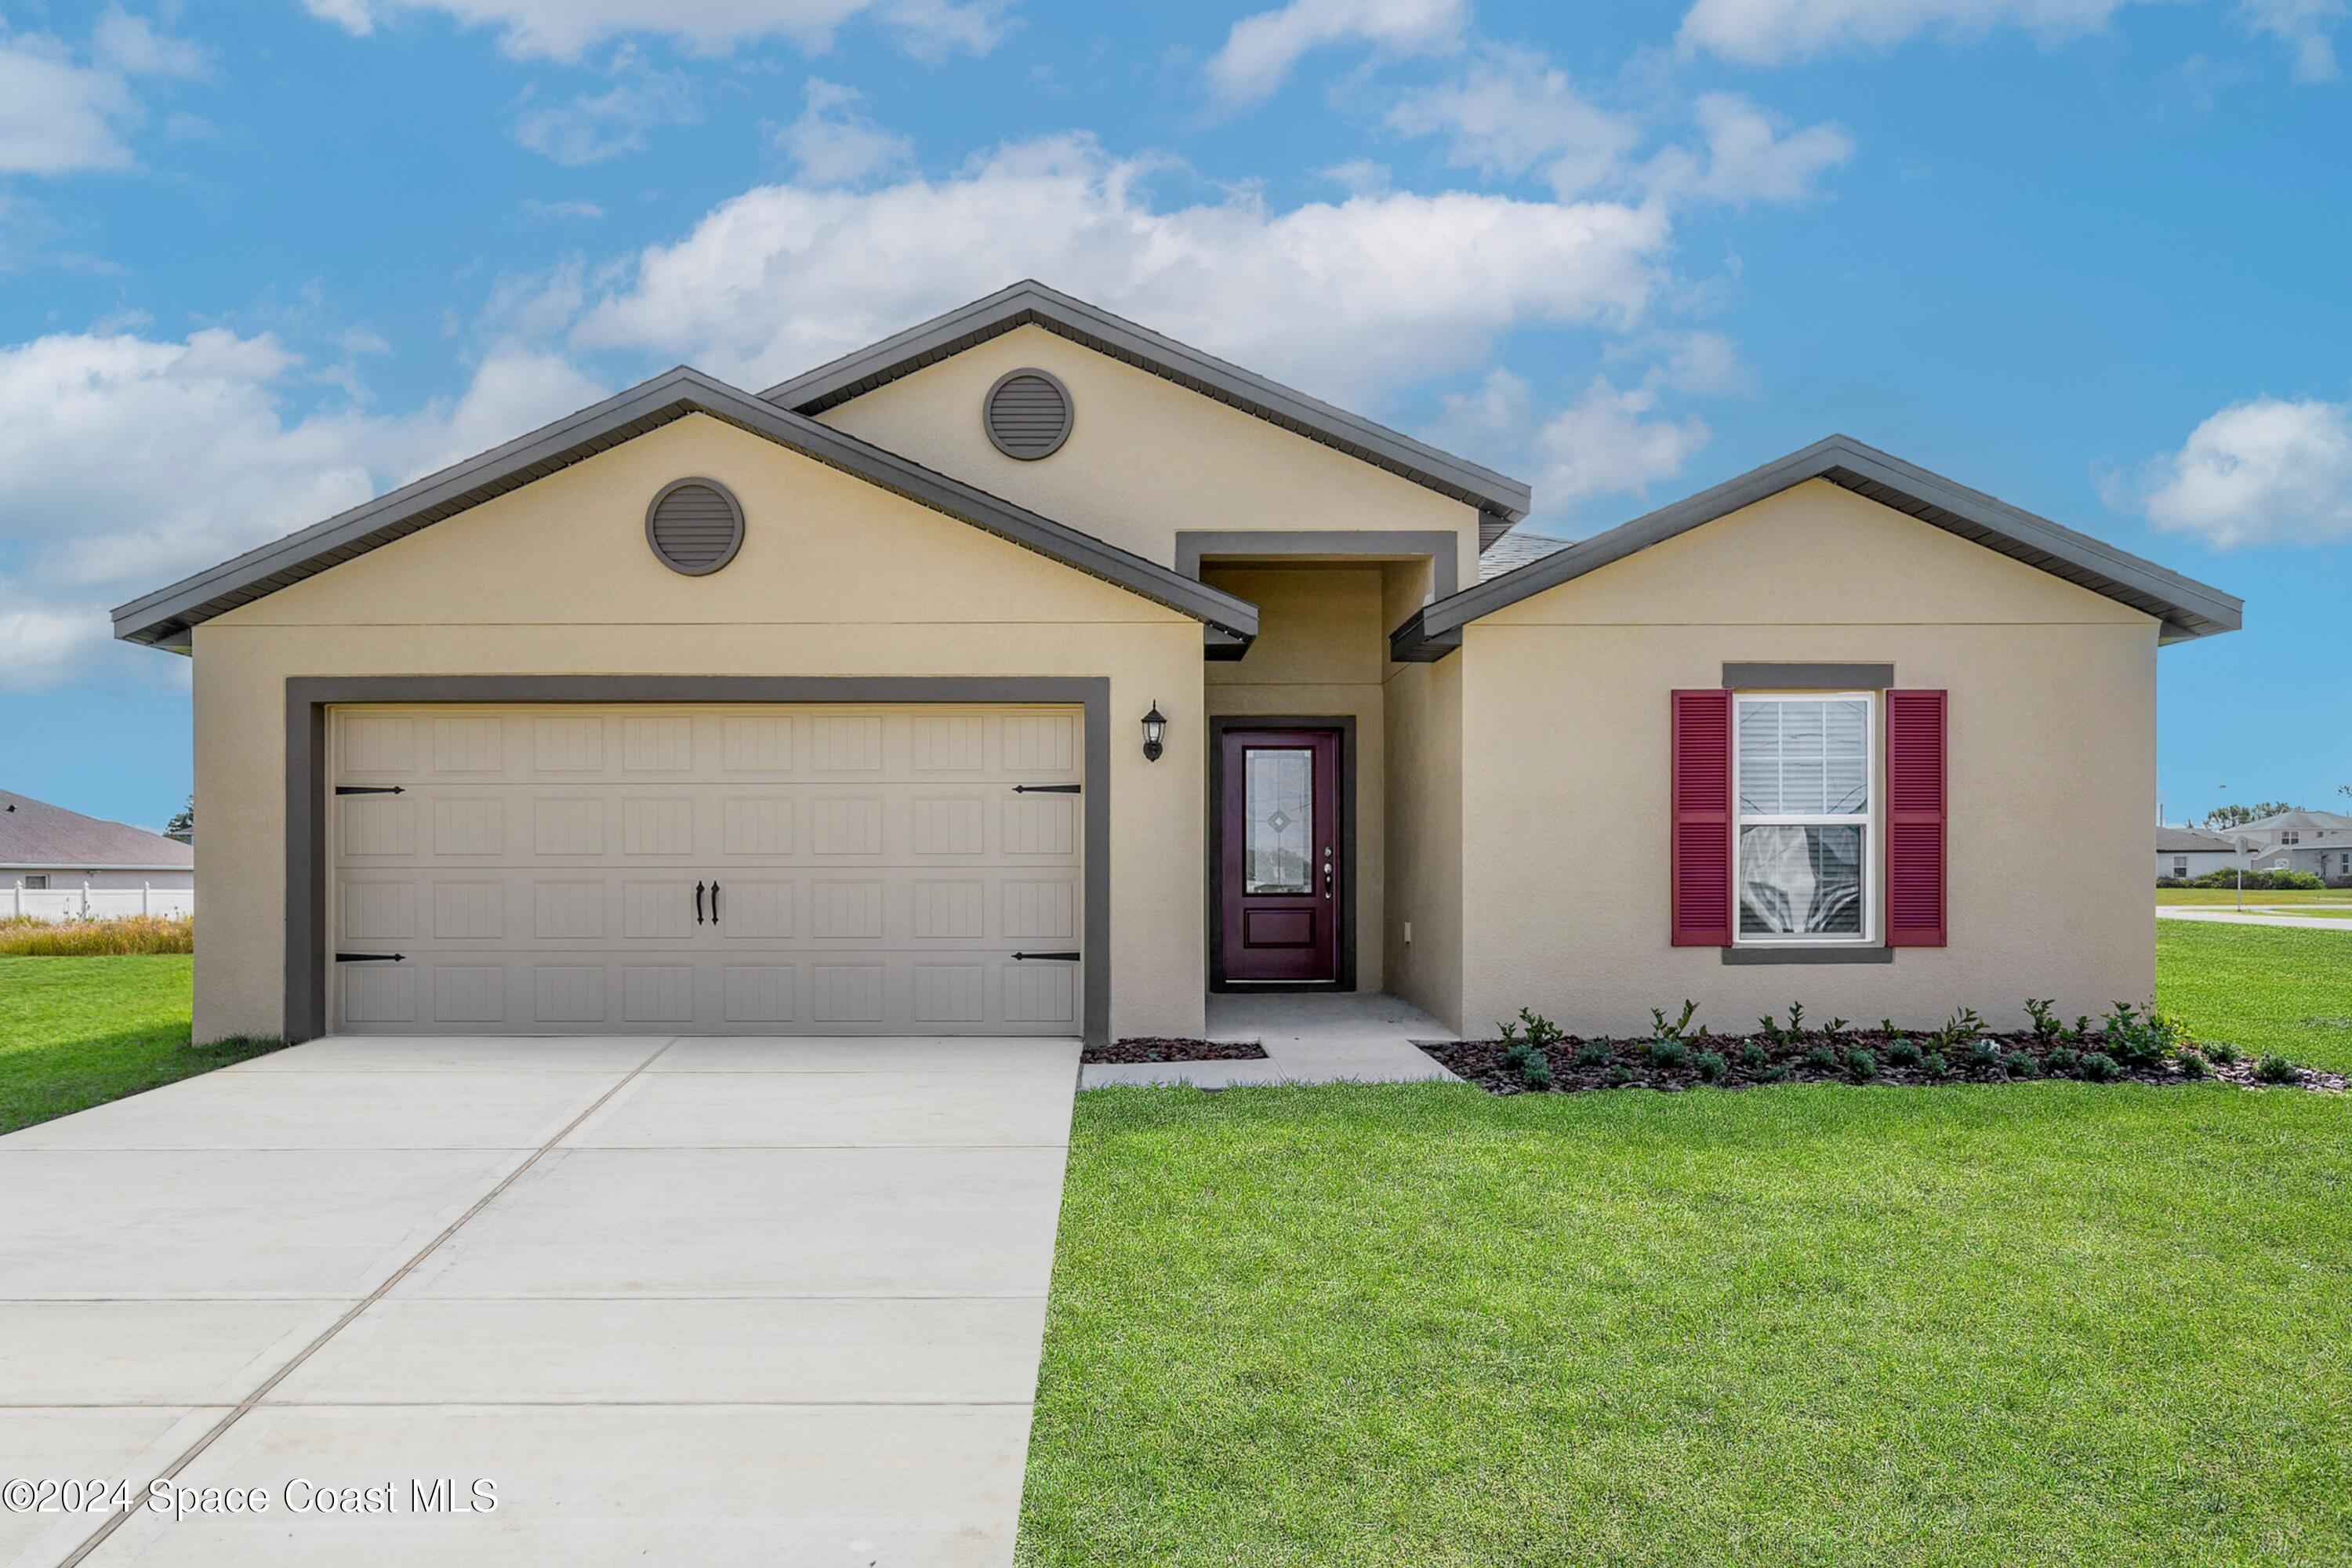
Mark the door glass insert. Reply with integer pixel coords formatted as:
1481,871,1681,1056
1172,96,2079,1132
1244,747,1313,894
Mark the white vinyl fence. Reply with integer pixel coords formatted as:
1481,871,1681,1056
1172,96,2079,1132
7,881,195,922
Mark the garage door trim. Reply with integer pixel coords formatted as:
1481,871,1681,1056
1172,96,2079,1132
285,676,1111,1045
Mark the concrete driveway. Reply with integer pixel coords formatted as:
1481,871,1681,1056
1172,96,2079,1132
0,1035,1080,1568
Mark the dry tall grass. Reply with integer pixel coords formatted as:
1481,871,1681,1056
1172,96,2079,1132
0,914,195,956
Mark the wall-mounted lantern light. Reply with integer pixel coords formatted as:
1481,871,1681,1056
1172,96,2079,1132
1141,701,1167,762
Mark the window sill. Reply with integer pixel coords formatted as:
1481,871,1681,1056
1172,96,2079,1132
1722,944,1893,965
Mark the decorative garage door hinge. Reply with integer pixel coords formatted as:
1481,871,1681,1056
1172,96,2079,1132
334,952,405,962
1011,951,1081,961
1011,783,1081,793
334,785,405,795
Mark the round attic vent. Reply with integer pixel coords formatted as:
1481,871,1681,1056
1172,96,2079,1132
644,478,744,576
983,368,1073,460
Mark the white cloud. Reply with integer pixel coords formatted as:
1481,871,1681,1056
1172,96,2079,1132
2241,0,2347,80
302,0,1008,62
0,33,140,175
0,328,604,690
1436,367,1711,526
512,52,700,165
1641,93,1854,207
775,78,913,184
1207,0,1468,107
1386,47,1637,198
568,134,1671,401
2134,395,2352,548
1678,0,2148,64
1386,54,1849,209
91,9,210,79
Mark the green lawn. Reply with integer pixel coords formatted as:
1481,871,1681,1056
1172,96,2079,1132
2158,886,2352,905
0,956,281,1136
1022,930,2352,1566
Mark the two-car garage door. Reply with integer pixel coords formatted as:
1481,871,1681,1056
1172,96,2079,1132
328,705,1083,1035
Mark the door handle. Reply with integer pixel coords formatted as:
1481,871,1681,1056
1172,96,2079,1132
695,880,706,925
710,880,720,927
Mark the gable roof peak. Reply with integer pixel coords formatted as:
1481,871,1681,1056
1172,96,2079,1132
761,279,1533,543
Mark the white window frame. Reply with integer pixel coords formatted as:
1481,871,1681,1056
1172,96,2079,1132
22,873,48,890
2172,857,2189,879
1730,689,1878,946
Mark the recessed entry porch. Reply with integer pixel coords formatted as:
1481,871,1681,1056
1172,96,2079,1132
1080,991,1461,1089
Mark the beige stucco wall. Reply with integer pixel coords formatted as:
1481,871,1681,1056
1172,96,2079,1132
812,324,1484,573
189,412,1209,1044
1203,565,1387,989
1381,655,1463,1027
1459,480,2158,1038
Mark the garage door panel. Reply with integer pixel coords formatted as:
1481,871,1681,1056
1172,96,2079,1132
330,705,1082,1036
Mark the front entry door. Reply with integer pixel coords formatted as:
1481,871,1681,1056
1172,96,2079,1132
1218,728,1341,984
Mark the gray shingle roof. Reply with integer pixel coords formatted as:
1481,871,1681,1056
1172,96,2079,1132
2230,810,2352,834
0,791,194,870
2156,827,2239,853
1477,531,1572,579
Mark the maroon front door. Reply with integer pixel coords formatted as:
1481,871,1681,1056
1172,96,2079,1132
1218,728,1341,984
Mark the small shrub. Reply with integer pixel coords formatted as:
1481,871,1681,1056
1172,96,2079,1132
1736,1042,1769,1073
1760,1064,1790,1083
2254,1054,2300,1085
1826,1016,1850,1041
1933,1007,1988,1054
1803,1044,1839,1073
1694,1049,1727,1083
2206,1040,2239,1065
1606,1064,1633,1087
1966,1039,2004,1073
2078,1051,2121,1082
1575,1040,1611,1068
1846,1047,1878,1082
1499,1008,1565,1051
1650,1000,1700,1042
2002,1051,2040,1079
1500,1041,1540,1073
2043,1046,2080,1077
1786,1001,1806,1034
1921,1051,1948,1080
2024,998,2060,1046
1648,1037,1690,1071
1886,1037,1922,1069
2102,1001,2180,1069
1758,1012,1788,1046
1520,1054,1554,1089
2176,1051,2209,1080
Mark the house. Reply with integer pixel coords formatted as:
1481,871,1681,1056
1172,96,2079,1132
2228,810,2352,880
2,789,195,919
2156,826,2241,881
110,281,2242,1045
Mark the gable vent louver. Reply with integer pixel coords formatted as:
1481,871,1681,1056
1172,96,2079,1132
644,478,745,575
983,368,1074,460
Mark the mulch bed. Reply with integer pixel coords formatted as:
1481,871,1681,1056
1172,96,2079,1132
1083,1037,1272,1064
1424,1029,2348,1096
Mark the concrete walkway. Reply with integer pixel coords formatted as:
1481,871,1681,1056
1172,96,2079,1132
0,1034,1080,1568
1080,992,1461,1089
2156,907,2352,931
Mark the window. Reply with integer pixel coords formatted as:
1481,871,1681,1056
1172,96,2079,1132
2173,857,2188,878
23,874,47,890
2282,829,2299,845
1733,692,1874,943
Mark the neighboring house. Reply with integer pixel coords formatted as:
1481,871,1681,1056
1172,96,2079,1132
2156,826,2241,881
110,281,2242,1045
2,789,196,919
2227,810,2352,880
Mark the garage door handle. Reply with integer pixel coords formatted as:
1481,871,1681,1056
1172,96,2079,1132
1011,784,1081,793
710,880,720,926
694,881,706,925
335,951,405,962
334,785,405,796
1012,950,1080,962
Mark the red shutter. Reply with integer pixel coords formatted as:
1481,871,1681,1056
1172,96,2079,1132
1885,688,1947,947
1671,689,1733,946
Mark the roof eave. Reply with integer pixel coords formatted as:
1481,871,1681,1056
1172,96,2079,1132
113,366,1259,648
760,279,1533,530
1416,434,2243,644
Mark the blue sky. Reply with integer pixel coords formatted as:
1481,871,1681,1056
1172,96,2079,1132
3,0,2347,833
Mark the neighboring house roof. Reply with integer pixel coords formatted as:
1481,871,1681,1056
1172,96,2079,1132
2157,827,2239,853
1401,434,2243,648
760,280,1534,547
1476,531,1572,579
0,791,194,871
2228,810,2352,835
112,366,1259,651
